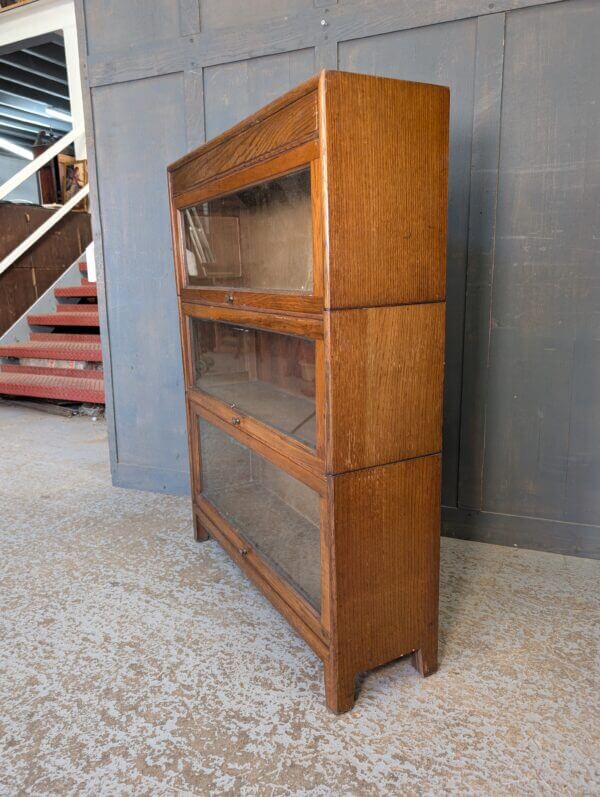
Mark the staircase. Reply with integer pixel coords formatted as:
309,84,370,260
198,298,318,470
0,260,104,404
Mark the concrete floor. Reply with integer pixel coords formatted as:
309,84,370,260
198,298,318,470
0,405,598,796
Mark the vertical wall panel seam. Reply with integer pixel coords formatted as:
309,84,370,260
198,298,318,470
451,16,482,508
480,11,507,510
73,0,120,476
456,11,506,510
179,0,201,36
184,66,206,149
561,337,578,521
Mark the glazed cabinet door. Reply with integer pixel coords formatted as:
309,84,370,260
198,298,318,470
189,317,317,449
171,147,323,314
183,168,312,292
195,413,325,616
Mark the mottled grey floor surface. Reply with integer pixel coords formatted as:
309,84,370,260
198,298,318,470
0,405,598,796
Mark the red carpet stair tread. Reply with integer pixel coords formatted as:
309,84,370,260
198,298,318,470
54,285,97,298
0,261,105,404
0,341,102,362
0,373,104,403
28,311,99,326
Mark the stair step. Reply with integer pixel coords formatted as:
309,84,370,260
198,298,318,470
28,311,99,327
57,302,97,313
0,340,102,362
55,284,97,298
1,364,102,380
0,372,104,403
30,332,101,343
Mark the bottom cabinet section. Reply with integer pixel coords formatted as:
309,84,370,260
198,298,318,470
198,417,322,611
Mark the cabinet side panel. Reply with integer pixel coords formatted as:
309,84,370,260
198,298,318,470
322,71,449,309
330,455,440,677
327,303,445,472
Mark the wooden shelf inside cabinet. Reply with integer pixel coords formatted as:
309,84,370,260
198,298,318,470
168,69,449,713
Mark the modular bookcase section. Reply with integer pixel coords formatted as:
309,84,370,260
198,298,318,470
167,70,449,713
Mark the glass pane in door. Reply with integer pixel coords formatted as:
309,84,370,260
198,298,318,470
191,319,316,448
182,167,312,292
199,418,321,610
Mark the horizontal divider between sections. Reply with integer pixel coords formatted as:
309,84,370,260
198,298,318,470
328,450,443,479
194,499,328,659
180,289,323,317
182,301,324,339
324,298,447,312
190,398,327,496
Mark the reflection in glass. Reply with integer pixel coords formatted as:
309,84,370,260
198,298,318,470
182,168,312,292
199,419,321,609
191,319,316,448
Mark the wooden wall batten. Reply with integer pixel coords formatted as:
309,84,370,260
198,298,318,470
77,0,600,557
458,11,506,510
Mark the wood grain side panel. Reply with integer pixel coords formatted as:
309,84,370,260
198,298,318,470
322,71,449,308
330,454,441,677
326,303,445,473
171,91,318,195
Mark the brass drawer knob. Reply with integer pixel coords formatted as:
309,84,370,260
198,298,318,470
231,416,241,426
226,293,234,303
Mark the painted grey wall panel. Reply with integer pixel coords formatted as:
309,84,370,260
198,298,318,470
565,338,600,525
482,0,600,523
84,0,182,55
203,49,316,139
91,72,189,491
200,0,313,31
339,19,477,507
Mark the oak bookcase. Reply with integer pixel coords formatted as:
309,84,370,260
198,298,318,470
168,70,449,713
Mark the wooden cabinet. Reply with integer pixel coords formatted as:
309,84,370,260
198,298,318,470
168,70,449,713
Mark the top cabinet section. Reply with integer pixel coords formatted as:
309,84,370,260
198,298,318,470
168,71,449,311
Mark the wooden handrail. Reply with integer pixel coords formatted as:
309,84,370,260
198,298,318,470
0,126,83,201
0,183,89,275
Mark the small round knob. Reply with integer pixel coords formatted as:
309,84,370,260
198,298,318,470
231,417,241,426
226,293,234,303
239,547,248,557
